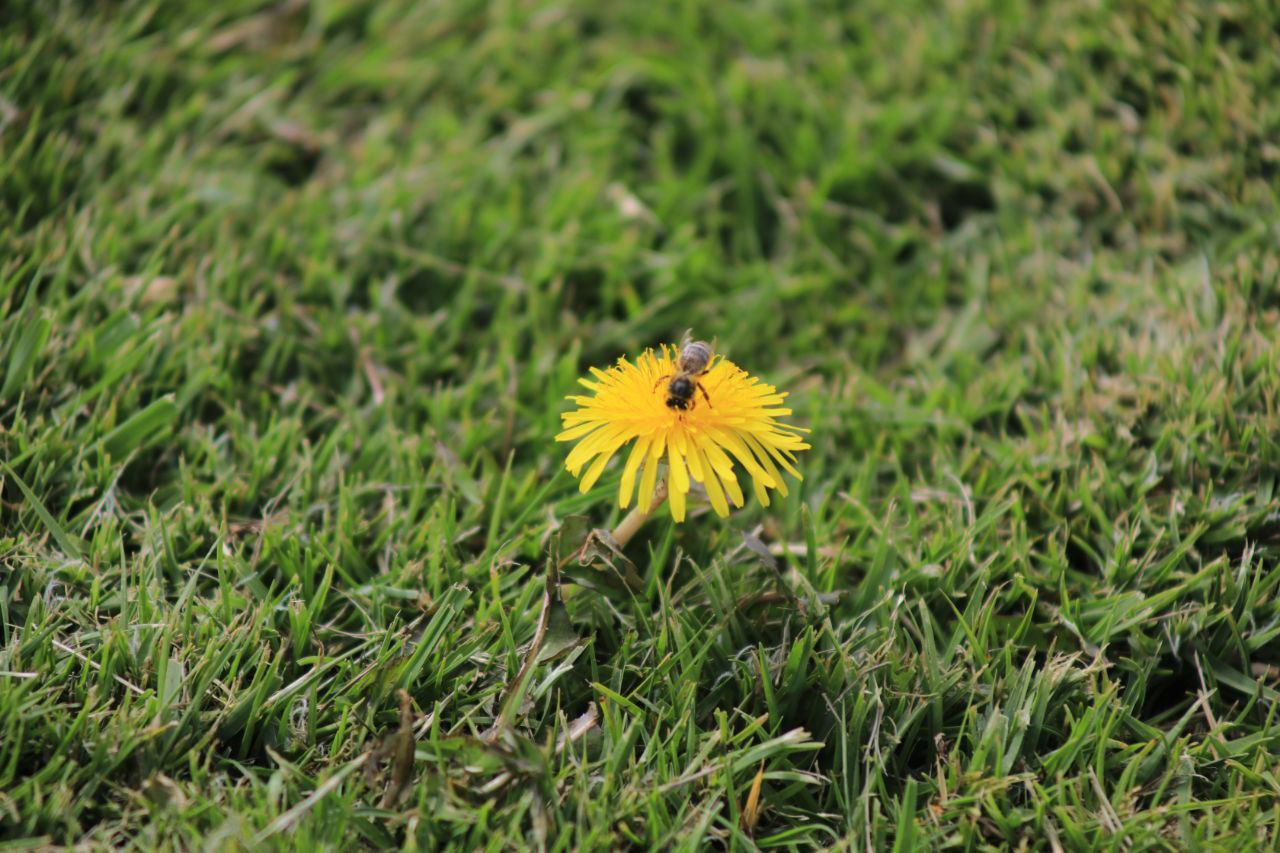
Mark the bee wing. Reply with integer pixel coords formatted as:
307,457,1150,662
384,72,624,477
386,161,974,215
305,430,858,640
679,328,695,349
703,334,720,369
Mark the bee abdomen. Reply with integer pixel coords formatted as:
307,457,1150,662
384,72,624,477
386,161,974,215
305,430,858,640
679,341,713,373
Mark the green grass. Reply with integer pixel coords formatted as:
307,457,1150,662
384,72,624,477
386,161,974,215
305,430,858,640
3,0,1280,848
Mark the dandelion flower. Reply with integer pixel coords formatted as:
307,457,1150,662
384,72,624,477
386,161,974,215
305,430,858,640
556,345,810,522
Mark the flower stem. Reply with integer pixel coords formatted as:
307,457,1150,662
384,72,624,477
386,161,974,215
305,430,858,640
610,477,668,548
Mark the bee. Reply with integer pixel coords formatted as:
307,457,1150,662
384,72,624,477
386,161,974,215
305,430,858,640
655,332,715,411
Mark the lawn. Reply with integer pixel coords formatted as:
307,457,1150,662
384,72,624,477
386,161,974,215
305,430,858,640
3,0,1280,848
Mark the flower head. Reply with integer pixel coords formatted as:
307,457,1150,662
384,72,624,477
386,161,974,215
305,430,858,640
556,345,809,522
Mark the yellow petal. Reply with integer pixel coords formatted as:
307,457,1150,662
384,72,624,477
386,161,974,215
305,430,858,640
555,421,602,442
680,431,705,482
743,433,788,498
691,442,729,517
667,437,689,494
638,450,660,512
668,476,686,522
752,431,802,478
618,434,651,509
699,438,743,507
704,427,775,488
564,438,602,474
578,447,615,493
649,430,667,462
753,475,771,506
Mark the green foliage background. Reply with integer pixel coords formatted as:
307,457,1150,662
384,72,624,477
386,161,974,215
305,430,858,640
3,0,1280,848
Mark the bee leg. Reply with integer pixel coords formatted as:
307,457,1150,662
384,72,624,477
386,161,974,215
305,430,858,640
696,382,712,408
653,374,672,392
